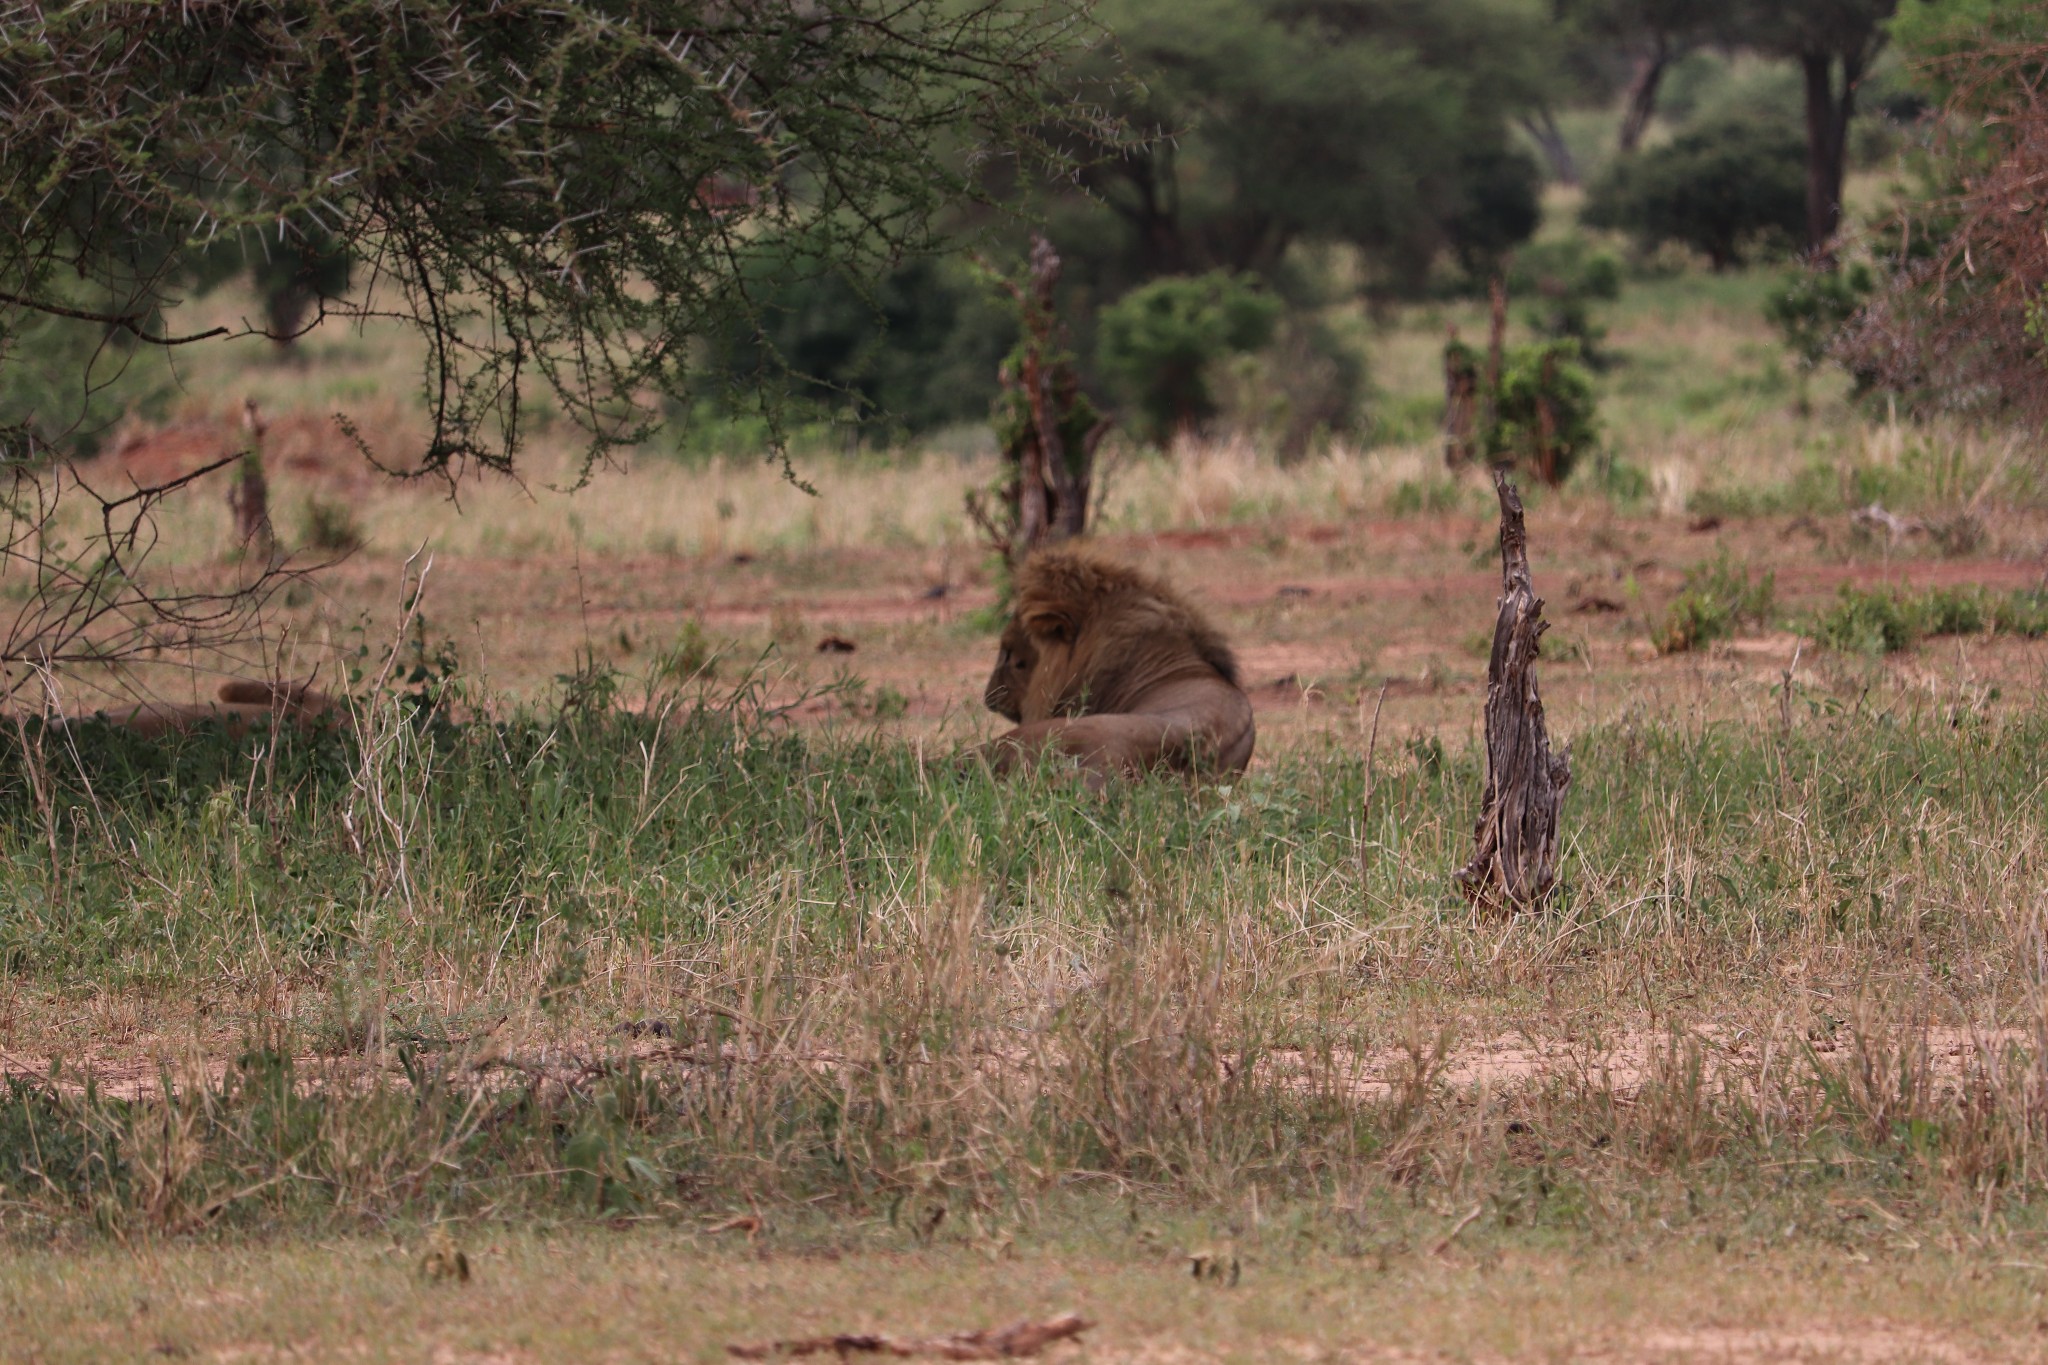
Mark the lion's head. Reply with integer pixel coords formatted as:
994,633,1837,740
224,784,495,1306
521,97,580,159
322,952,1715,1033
984,546,1240,724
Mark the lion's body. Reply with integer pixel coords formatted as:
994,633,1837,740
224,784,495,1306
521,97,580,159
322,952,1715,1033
35,679,337,739
977,547,1253,783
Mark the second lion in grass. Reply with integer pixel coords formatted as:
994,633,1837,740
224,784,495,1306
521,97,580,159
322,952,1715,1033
976,546,1253,785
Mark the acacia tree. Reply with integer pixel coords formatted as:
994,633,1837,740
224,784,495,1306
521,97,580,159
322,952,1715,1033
0,0,1094,699
0,0,1095,477
1035,0,1550,298
1557,0,1722,153
1842,23,2048,424
1732,0,1900,256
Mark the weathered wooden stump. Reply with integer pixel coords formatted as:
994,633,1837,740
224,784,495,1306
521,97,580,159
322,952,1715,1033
1456,468,1571,909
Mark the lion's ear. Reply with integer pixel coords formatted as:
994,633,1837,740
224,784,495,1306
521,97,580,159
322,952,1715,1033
1021,603,1078,646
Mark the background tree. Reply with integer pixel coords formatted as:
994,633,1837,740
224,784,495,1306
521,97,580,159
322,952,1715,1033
1839,11,2048,423
1033,0,1550,303
0,0,1092,702
1730,0,1901,256
1094,273,1281,445
1582,115,1808,270
1558,0,1723,153
704,234,1015,444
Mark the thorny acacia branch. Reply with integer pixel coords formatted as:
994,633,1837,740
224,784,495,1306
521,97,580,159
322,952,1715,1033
0,0,1099,480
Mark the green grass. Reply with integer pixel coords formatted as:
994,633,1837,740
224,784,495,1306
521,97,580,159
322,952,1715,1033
4,665,2048,1242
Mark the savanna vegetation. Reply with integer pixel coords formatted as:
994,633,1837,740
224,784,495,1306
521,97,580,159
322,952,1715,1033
7,1,2048,1361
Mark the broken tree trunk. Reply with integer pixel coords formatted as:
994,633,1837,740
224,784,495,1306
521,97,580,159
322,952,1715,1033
971,234,1108,566
1456,468,1571,910
228,398,274,557
1442,325,1479,469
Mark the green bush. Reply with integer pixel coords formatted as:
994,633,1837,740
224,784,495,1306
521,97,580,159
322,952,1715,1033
1992,590,2048,637
1657,553,1777,654
1766,264,1875,372
1095,272,1282,445
1809,585,2048,654
700,231,1015,444
1213,312,1369,458
1488,340,1599,484
0,306,174,460
1812,587,1928,654
1582,116,1807,271
296,496,366,554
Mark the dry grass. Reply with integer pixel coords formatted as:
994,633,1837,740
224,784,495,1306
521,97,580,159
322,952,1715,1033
7,1220,2047,1363
8,255,2048,1357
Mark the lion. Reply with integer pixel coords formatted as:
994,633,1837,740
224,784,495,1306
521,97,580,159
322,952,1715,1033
974,546,1253,784
32,678,337,739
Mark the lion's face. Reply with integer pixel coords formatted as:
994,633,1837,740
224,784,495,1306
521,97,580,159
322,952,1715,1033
983,621,1046,722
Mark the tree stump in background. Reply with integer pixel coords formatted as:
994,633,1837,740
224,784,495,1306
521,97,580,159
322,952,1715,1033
968,234,1109,566
1441,325,1478,468
1456,468,1571,910
228,398,274,556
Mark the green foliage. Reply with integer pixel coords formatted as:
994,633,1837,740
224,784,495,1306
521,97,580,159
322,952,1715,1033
1040,0,1549,305
1213,312,1370,458
1468,339,1601,485
703,238,1015,443
1766,263,1875,371
1509,237,1624,365
1095,273,1282,445
1582,115,1807,270
1811,585,2048,654
1658,51,1804,133
0,0,1090,474
295,496,365,555
191,227,354,345
1890,0,2048,102
0,307,174,459
1656,554,1776,653
1445,145,1547,276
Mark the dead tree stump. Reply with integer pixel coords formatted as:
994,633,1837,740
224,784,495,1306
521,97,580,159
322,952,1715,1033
228,398,274,556
1456,468,1571,909
966,234,1109,567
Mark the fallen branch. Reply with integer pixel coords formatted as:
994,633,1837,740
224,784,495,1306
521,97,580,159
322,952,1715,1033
728,1312,1091,1361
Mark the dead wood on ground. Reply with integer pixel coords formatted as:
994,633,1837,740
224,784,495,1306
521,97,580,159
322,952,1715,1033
728,1311,1091,1360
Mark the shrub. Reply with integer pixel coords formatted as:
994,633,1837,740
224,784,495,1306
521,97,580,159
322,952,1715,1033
701,233,1015,443
1213,313,1368,459
1806,585,2047,654
1095,272,1282,445
1812,587,1928,654
1487,340,1599,485
1582,116,1807,271
296,495,365,554
1992,590,2048,638
1509,237,1624,367
1657,553,1777,654
1767,263,1876,372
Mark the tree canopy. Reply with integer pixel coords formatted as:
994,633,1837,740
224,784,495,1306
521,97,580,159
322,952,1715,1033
1034,0,1551,301
0,0,1095,474
1583,115,1808,270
